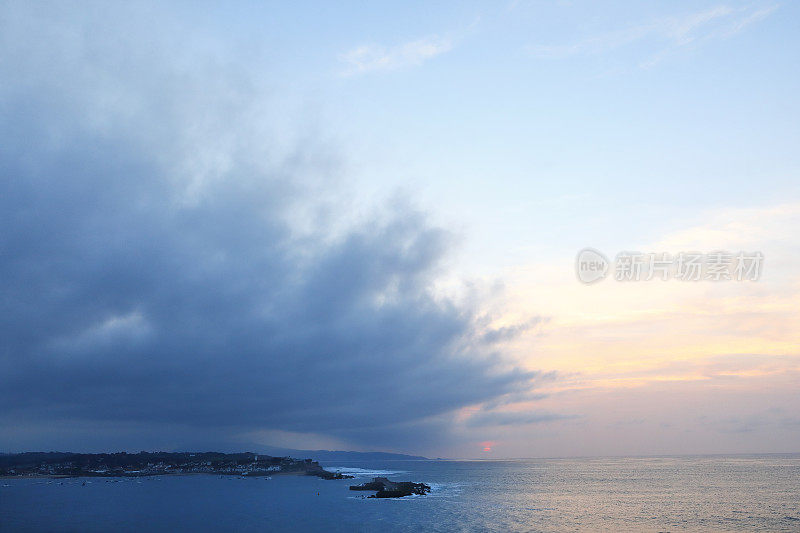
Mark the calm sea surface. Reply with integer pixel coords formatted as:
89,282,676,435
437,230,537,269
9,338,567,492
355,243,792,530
2,455,799,532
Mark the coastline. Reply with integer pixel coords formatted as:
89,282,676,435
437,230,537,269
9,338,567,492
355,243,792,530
1,470,343,480
0,451,353,480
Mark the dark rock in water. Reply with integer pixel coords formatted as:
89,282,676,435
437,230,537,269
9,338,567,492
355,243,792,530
301,462,354,479
348,480,385,491
349,476,431,498
310,469,353,480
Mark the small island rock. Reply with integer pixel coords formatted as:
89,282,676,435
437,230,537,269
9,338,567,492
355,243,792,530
349,476,431,498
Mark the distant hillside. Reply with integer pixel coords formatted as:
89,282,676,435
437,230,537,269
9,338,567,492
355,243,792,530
0,451,352,479
258,446,429,462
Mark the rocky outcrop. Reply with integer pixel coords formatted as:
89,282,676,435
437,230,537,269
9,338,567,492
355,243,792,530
308,468,353,480
349,476,431,498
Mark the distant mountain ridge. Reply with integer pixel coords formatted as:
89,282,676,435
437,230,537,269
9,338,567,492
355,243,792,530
0,449,433,462
257,446,429,462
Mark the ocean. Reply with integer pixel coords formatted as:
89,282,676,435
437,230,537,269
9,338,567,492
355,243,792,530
2,455,799,532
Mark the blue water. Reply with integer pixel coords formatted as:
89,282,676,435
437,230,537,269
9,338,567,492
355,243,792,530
2,455,799,532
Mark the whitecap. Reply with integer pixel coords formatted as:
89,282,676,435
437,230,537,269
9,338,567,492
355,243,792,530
326,467,407,478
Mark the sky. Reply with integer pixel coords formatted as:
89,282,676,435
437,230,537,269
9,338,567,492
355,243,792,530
1,0,798,458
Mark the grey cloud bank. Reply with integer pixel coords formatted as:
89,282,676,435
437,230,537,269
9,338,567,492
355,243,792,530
0,3,536,454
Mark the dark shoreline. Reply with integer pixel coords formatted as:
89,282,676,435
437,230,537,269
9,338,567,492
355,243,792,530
0,451,353,480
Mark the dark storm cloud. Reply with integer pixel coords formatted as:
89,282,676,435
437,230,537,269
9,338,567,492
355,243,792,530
464,410,575,428
0,3,538,451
